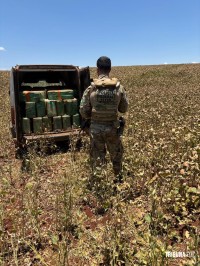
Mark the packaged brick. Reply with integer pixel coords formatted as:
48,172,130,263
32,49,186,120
53,116,62,131
33,117,43,134
47,89,74,100
56,100,65,116
22,117,31,134
42,117,52,132
26,102,36,118
36,101,46,117
62,115,71,130
20,91,46,102
72,98,78,115
64,98,78,115
46,100,57,117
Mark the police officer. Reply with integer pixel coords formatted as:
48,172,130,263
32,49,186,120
79,56,128,181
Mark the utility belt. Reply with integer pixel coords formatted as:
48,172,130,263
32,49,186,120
91,117,125,136
91,119,117,124
91,112,118,122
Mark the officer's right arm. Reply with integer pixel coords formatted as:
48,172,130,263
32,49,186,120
118,85,129,113
79,87,92,119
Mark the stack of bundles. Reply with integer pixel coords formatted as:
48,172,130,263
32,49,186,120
47,89,80,129
21,88,81,135
20,90,46,134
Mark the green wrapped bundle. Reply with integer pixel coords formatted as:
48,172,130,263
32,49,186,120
73,114,80,128
62,115,71,130
42,117,52,132
33,117,43,134
61,89,74,100
53,116,62,131
22,117,31,134
36,101,46,117
64,99,73,115
56,100,65,116
46,100,57,117
72,98,78,115
64,98,78,115
26,102,36,118
20,91,46,102
47,90,74,100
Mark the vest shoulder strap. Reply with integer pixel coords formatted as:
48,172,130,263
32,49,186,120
93,78,119,87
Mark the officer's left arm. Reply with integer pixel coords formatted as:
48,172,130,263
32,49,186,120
79,87,92,119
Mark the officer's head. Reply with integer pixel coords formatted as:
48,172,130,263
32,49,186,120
96,56,111,74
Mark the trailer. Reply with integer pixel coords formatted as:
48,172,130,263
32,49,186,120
10,64,91,156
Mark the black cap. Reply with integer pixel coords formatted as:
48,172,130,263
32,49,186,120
96,56,111,70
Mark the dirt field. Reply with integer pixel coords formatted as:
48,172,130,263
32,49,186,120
0,64,199,265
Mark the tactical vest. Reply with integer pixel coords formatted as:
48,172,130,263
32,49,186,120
90,78,121,122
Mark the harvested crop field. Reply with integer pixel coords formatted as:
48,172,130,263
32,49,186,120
0,64,200,265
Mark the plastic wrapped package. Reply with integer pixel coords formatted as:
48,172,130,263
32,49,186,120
46,100,57,117
42,117,52,132
26,102,36,118
53,116,62,131
56,100,65,116
62,115,71,130
36,101,46,117
47,90,74,100
22,117,31,134
20,91,46,102
33,117,43,134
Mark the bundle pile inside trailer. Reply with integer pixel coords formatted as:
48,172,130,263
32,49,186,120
20,89,80,135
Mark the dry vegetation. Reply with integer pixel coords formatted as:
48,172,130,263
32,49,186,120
0,64,200,265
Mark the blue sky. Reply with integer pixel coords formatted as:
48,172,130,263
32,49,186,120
0,0,199,69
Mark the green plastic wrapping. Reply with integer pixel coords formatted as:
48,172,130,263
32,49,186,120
64,99,73,115
53,116,62,131
22,117,31,134
72,114,80,128
36,101,46,117
62,115,71,130
42,117,52,132
64,98,78,115
72,98,78,115
47,90,74,100
26,102,36,118
33,117,43,134
56,100,65,116
20,91,46,102
61,90,74,100
46,100,57,117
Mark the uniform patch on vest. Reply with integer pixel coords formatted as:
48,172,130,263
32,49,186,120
96,88,116,103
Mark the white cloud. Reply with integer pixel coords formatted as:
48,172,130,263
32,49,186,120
164,62,168,65
192,62,198,64
0,47,6,51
